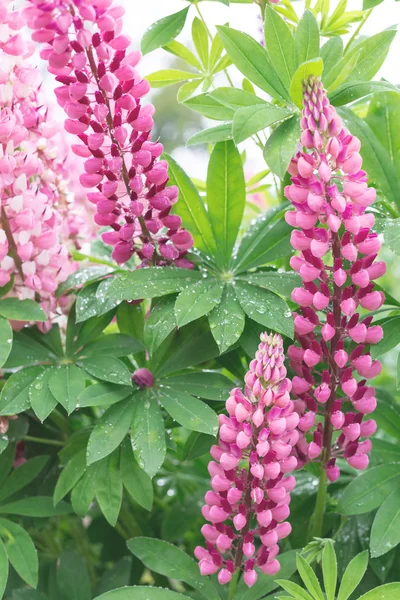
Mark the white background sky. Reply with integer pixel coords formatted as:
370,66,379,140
117,0,400,178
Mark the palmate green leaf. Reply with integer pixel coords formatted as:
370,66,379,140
0,445,14,490
233,205,292,273
183,94,235,121
0,518,38,588
296,554,324,600
184,430,214,464
151,319,219,378
374,388,400,439
78,383,132,408
336,550,369,600
276,580,313,600
177,79,203,102
75,278,119,323
175,279,224,327
370,486,400,557
0,497,72,517
164,154,217,257
144,295,177,355
49,364,86,414
146,69,203,88
357,584,400,600
290,58,324,109
324,48,360,94
264,5,295,90
337,464,400,515
0,366,44,416
0,540,8,599
94,558,132,598
217,25,289,102
0,455,49,503
141,7,189,55
208,285,245,352
235,281,294,339
131,391,166,479
87,397,135,465
0,298,47,322
164,40,202,71
241,271,301,298
0,316,12,369
383,218,400,254
345,29,397,83
95,452,123,527
116,302,145,342
29,367,58,423
207,141,246,268
208,87,267,110
71,463,99,517
339,108,400,210
120,440,153,511
56,265,114,297
93,587,193,600
0,438,7,457
192,16,209,69
322,542,337,600
57,549,91,600
79,356,132,386
127,538,221,600
233,104,293,144
329,81,400,107
159,387,218,436
295,10,320,66
263,115,301,179
371,316,400,358
367,92,400,174
186,122,233,146
14,585,47,600
234,550,297,600
106,267,201,303
162,371,233,401
321,37,344,81
80,334,144,358
54,450,87,506
371,439,400,464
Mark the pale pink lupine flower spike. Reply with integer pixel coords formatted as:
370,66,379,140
25,0,194,268
285,76,384,480
0,0,77,331
196,333,298,588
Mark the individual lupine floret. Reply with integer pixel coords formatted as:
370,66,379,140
25,0,194,268
284,76,383,480
196,333,298,588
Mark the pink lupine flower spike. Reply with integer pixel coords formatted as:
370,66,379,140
285,76,383,480
196,333,298,588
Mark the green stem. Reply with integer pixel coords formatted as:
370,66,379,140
309,465,328,539
228,568,240,600
23,435,64,447
344,9,372,54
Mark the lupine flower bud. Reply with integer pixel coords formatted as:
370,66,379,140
285,76,383,479
197,333,296,587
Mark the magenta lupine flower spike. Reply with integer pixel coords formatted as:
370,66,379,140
285,76,384,481
0,0,77,331
25,0,194,268
195,333,298,588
